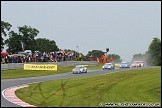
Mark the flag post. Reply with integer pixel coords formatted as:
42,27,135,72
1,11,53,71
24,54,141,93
21,41,24,52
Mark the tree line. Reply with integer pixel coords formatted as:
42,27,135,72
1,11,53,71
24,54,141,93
1,21,161,66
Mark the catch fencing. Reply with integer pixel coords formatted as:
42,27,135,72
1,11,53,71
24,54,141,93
1,61,98,70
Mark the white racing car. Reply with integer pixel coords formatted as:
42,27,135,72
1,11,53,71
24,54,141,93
131,61,144,67
72,65,87,74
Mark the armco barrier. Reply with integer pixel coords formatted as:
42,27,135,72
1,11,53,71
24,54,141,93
1,61,98,70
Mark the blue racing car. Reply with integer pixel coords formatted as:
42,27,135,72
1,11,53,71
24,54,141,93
119,62,130,68
102,63,115,70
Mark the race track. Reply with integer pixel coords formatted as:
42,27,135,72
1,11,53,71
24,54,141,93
1,66,154,107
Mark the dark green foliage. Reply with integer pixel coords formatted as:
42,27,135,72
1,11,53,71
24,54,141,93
35,38,59,52
1,21,12,52
147,38,161,66
85,50,103,61
5,31,22,53
107,54,122,63
18,25,39,52
5,25,39,53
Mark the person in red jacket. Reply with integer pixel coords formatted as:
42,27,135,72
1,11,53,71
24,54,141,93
103,55,107,64
89,54,93,61
110,57,113,62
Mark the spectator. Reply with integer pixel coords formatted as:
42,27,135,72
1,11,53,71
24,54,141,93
79,53,82,61
89,54,93,61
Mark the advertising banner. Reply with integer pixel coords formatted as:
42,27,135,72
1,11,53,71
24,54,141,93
24,64,57,71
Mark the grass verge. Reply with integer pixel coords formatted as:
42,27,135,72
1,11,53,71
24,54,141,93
15,67,161,107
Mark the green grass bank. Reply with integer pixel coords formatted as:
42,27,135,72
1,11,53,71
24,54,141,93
15,67,161,107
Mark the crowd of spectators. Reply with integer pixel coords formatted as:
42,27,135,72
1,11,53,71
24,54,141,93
1,50,80,64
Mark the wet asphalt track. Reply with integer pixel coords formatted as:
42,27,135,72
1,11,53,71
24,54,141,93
1,66,154,107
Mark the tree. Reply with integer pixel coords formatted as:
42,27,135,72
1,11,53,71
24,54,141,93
18,25,39,52
1,21,12,52
5,31,22,53
86,50,103,61
5,25,39,53
147,37,161,66
35,38,59,52
107,54,122,63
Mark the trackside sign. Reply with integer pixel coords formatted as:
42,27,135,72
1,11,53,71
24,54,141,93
24,64,57,70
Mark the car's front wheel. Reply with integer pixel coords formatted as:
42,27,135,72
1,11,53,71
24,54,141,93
85,69,87,73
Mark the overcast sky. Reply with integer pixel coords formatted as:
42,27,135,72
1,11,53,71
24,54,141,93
1,1,161,62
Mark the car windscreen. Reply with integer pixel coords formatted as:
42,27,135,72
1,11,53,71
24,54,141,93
76,65,83,67
105,64,111,66
122,63,127,64
75,67,81,69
